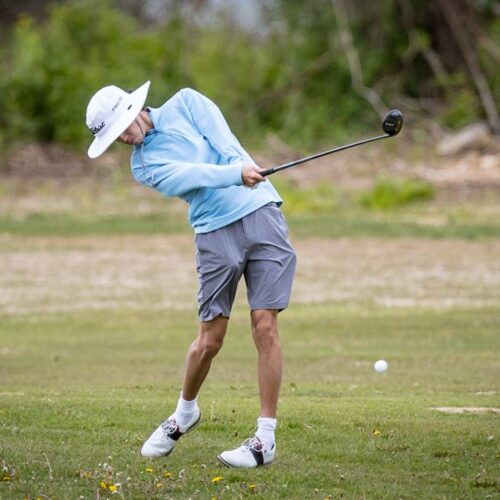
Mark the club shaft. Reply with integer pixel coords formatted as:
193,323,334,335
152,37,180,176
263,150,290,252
261,133,389,176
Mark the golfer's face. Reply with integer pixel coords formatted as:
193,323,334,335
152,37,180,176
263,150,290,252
117,120,144,146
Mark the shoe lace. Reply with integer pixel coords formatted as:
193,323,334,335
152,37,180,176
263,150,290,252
160,418,178,436
242,436,263,452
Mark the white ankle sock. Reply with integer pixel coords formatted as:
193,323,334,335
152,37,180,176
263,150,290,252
255,417,276,449
174,392,198,427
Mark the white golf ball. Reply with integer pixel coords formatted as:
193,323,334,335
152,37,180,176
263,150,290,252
374,359,388,373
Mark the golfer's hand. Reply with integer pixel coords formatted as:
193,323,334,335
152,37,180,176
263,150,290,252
242,165,266,188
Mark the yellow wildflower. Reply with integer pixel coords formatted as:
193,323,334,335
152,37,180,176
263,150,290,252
100,481,108,490
211,476,223,483
108,484,117,493
145,467,154,473
163,471,172,478
372,429,381,436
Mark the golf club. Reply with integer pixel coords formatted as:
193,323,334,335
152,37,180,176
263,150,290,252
260,109,403,177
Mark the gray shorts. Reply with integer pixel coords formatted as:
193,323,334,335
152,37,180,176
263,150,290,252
194,204,297,322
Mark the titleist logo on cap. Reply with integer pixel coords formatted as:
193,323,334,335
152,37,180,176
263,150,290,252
90,121,105,135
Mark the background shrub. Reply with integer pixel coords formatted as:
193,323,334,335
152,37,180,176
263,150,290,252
360,177,435,210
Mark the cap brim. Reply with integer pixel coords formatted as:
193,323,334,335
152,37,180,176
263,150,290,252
87,80,151,159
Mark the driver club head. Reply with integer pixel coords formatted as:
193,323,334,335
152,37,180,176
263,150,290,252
382,109,403,136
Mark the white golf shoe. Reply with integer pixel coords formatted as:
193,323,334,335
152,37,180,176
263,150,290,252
218,436,275,468
141,407,201,458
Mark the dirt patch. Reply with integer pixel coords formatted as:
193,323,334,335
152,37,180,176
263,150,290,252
431,407,500,414
294,238,500,308
4,143,90,179
4,139,500,195
0,234,196,314
1,235,499,315
2,143,127,180
254,131,500,194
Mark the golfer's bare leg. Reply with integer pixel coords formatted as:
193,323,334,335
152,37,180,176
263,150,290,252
182,315,228,401
251,309,281,418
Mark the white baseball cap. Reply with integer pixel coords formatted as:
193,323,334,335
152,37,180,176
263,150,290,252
85,80,151,159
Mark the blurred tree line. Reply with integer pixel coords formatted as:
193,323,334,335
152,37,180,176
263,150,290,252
0,0,498,156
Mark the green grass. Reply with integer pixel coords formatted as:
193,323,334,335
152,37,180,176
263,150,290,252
1,175,500,497
2,210,500,240
2,176,500,239
0,212,192,236
1,305,499,499
287,213,500,239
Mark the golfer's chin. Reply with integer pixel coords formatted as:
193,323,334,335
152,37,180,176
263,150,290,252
121,139,143,146
117,137,143,146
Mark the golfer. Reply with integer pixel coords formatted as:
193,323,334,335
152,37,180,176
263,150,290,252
85,81,296,468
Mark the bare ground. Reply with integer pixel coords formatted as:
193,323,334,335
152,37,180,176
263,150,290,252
4,137,500,192
1,234,499,315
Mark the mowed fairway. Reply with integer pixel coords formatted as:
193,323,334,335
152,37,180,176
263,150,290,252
1,234,499,499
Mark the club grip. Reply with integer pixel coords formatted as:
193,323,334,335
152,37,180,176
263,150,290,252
260,167,274,177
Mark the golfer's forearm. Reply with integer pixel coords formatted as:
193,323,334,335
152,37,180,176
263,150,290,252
137,161,244,197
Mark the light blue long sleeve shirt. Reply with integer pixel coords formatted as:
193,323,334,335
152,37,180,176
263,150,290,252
131,88,282,233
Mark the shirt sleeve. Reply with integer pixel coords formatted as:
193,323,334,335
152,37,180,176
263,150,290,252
180,88,254,165
136,160,244,198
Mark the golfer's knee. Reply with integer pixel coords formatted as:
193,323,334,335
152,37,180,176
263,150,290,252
192,334,223,360
252,311,279,349
195,321,226,359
